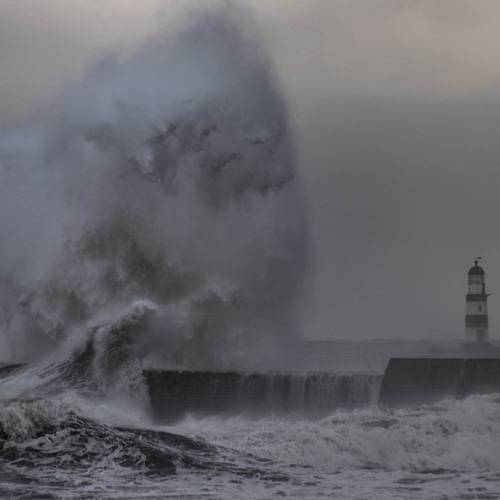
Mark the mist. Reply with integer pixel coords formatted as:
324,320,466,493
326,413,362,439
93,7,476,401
0,5,306,367
2,0,500,348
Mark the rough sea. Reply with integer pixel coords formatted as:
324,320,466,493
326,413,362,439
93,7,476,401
1,335,500,499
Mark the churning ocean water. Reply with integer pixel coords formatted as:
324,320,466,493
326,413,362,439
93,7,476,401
1,328,500,500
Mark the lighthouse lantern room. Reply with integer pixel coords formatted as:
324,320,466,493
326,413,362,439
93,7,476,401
465,258,489,343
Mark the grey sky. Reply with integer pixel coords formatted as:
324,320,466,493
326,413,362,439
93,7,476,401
1,1,500,340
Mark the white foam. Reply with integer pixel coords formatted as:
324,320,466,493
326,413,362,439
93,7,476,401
170,393,500,473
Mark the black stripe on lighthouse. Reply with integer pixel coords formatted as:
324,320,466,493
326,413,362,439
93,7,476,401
465,315,488,328
466,294,488,302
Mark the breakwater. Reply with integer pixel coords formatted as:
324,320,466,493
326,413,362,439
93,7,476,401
145,370,381,422
379,358,500,407
4,358,500,420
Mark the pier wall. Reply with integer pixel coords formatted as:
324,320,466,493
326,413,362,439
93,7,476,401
145,370,381,422
379,358,500,407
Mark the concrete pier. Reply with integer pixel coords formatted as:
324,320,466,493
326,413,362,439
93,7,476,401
379,358,500,407
3,358,500,414
145,370,381,422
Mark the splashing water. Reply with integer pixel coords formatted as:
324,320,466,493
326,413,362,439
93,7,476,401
0,7,307,370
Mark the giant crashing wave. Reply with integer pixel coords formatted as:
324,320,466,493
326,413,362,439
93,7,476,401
0,8,307,371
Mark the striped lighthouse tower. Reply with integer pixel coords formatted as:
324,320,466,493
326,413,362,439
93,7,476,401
465,258,489,343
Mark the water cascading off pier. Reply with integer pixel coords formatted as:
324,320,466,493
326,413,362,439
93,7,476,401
145,357,500,422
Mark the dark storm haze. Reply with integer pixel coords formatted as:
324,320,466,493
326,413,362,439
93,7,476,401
0,4,308,368
2,1,500,355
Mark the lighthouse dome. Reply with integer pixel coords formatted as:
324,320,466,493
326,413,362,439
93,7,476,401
468,261,485,275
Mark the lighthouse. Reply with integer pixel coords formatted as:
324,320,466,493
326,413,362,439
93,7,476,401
465,258,489,343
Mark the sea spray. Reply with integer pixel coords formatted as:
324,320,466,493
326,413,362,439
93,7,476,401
0,7,307,369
